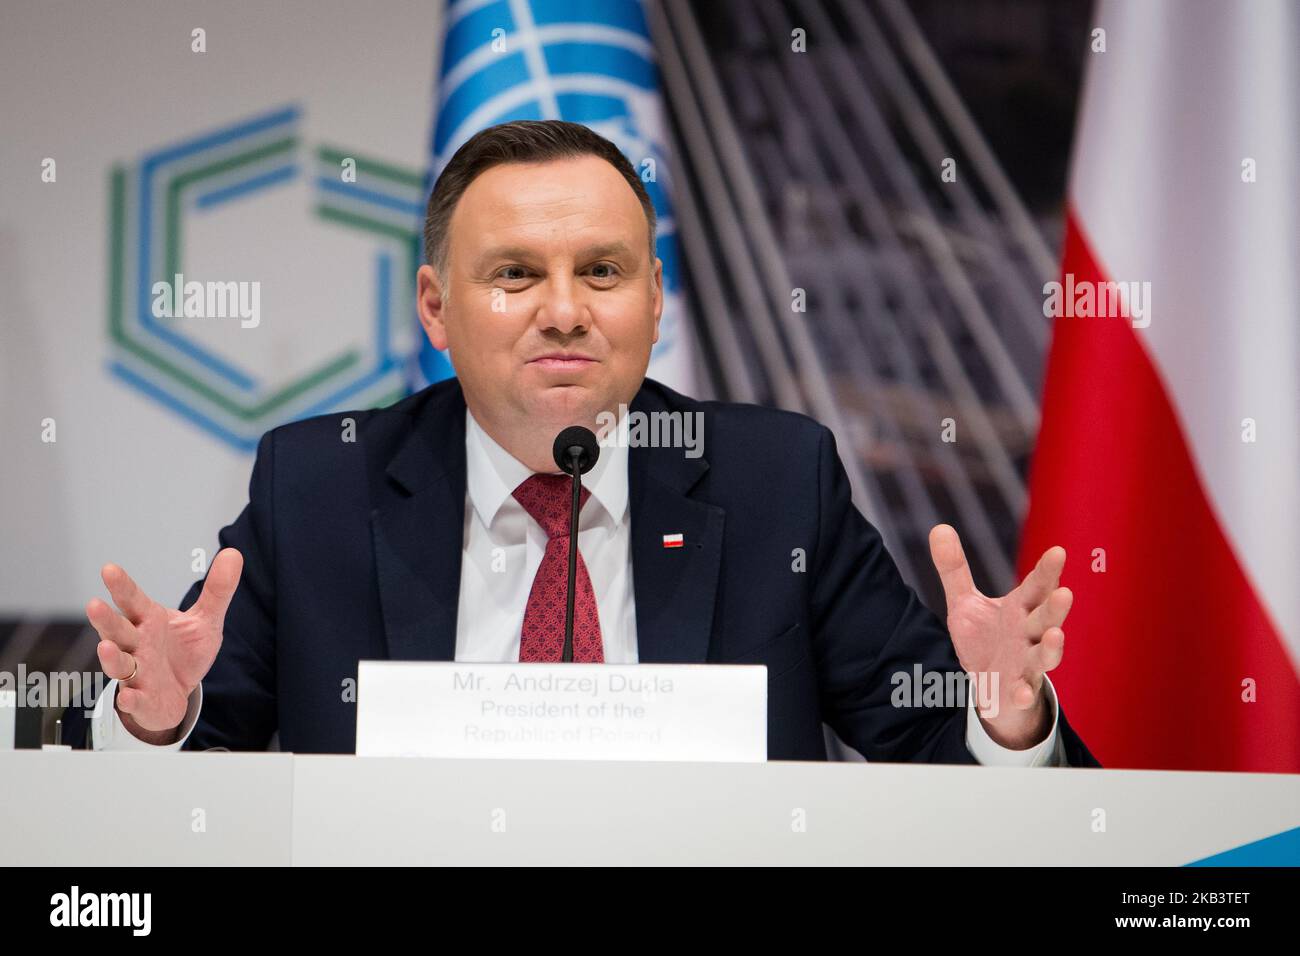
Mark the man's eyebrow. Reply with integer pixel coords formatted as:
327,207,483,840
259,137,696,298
576,240,635,260
472,245,537,269
473,240,636,269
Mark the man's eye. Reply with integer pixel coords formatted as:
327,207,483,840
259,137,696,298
590,262,619,279
496,266,529,281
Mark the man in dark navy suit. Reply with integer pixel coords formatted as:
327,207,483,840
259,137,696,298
69,120,1096,766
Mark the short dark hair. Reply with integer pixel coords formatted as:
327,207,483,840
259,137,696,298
422,119,657,287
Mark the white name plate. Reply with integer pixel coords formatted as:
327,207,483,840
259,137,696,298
356,661,767,762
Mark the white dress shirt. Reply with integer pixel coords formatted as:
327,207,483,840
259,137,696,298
91,408,1064,765
454,409,638,663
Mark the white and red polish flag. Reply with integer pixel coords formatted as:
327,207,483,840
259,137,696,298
1020,0,1300,772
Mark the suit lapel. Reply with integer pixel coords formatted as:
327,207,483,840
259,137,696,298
628,385,724,664
372,382,466,662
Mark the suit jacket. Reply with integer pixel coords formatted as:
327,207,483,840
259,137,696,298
67,377,1099,764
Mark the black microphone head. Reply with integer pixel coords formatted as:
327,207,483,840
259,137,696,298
553,425,599,476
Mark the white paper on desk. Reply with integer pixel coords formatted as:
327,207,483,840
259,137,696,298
355,661,767,762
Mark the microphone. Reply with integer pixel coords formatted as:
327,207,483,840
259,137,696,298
552,426,600,663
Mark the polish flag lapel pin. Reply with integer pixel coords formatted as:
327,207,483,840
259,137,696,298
662,533,684,549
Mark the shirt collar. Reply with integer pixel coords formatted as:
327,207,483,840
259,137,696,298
464,408,629,529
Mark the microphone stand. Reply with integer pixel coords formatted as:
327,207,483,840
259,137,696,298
563,447,582,663
552,425,598,664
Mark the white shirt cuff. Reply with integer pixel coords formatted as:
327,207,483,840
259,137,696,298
965,672,1065,767
89,680,203,751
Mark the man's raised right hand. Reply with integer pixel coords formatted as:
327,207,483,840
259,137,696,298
85,548,243,745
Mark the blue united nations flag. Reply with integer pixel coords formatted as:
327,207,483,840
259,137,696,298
413,0,693,392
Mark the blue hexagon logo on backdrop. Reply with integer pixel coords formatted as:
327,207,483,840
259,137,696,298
106,105,427,451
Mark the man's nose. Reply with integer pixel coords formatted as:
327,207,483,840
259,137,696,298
536,274,589,335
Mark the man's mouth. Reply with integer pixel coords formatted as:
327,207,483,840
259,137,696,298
528,353,597,370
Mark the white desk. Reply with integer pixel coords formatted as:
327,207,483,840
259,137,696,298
4,752,1297,865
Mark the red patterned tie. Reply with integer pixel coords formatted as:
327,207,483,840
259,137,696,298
512,474,604,663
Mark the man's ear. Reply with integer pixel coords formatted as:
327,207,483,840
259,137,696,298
650,256,664,345
416,264,450,350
